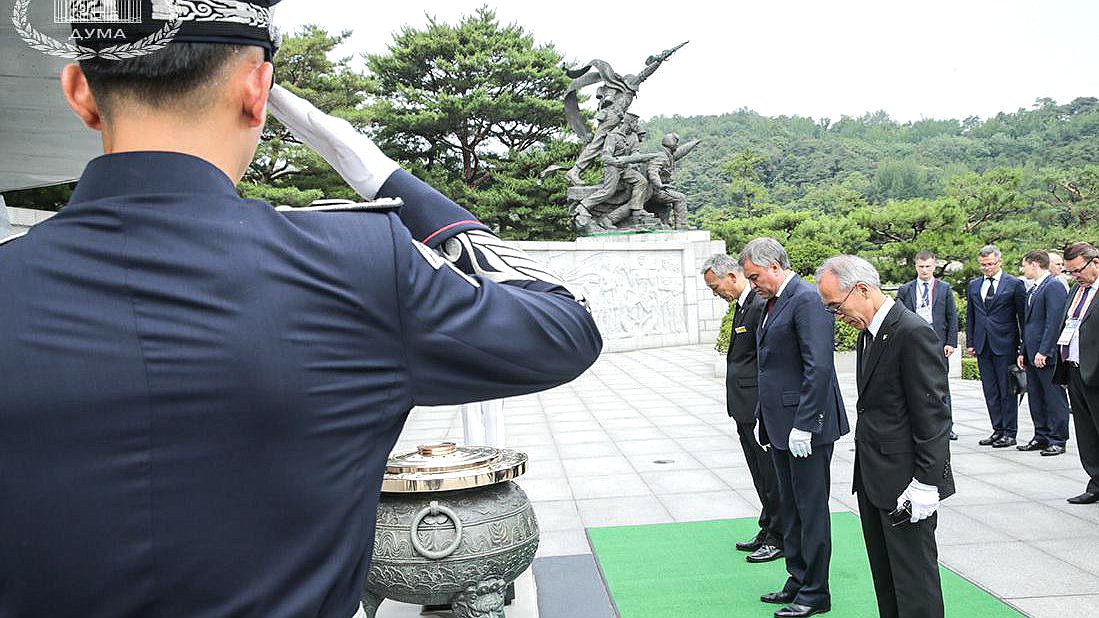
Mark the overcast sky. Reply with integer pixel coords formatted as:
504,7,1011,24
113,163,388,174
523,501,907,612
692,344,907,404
273,0,1098,124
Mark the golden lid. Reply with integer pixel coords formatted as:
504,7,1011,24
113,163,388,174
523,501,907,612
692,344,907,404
381,442,527,493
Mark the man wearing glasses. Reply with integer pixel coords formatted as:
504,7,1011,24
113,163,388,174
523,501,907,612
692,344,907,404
816,255,953,618
740,238,849,618
1057,243,1099,504
965,245,1027,448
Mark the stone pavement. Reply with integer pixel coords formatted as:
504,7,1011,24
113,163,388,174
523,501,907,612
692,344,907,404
380,345,1099,617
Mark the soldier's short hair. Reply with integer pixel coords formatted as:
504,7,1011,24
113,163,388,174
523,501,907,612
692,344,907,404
79,43,249,119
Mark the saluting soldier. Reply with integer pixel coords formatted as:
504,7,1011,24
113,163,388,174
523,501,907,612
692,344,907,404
0,3,602,617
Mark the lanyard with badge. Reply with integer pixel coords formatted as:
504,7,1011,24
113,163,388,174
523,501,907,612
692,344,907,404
1058,287,1093,348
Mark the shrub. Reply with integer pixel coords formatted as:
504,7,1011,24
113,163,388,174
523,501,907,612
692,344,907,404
715,302,735,354
834,320,859,351
961,357,980,380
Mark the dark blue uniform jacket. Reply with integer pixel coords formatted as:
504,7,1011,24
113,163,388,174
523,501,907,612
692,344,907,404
0,152,601,618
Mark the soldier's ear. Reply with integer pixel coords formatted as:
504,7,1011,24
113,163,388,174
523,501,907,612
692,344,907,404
60,64,103,132
238,56,273,129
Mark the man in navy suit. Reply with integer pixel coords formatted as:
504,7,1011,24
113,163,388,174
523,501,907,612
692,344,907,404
703,253,783,564
897,251,959,440
966,245,1027,448
740,238,850,618
1017,251,1071,455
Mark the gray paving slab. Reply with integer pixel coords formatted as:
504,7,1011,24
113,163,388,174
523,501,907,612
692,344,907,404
532,555,615,618
938,541,1099,598
659,489,761,522
1010,594,1099,618
393,344,1099,617
640,468,728,494
569,473,651,500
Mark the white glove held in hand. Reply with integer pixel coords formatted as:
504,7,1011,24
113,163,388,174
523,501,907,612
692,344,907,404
899,478,939,523
788,428,813,458
267,85,399,200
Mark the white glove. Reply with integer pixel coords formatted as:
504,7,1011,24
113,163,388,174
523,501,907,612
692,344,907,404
788,428,813,458
267,85,399,200
898,478,939,523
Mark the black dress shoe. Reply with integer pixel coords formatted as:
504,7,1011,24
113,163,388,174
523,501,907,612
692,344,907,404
991,436,1017,448
746,544,784,563
736,529,767,552
979,432,1004,446
775,602,830,617
949,431,958,441
761,591,797,604
1067,492,1099,504
1041,444,1066,456
1016,438,1049,451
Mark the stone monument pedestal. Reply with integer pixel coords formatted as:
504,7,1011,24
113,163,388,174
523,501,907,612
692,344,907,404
516,230,727,353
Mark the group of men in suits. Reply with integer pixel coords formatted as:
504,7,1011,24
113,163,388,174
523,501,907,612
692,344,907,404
963,245,1082,464
703,239,952,618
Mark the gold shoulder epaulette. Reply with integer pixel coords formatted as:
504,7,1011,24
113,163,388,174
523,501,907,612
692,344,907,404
275,198,403,213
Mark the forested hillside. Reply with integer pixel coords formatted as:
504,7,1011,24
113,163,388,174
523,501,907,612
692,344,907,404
641,97,1099,215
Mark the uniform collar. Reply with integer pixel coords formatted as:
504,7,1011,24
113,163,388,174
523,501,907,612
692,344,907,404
70,151,238,204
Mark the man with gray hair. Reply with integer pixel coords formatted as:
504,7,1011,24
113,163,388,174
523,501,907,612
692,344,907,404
965,244,1027,448
702,253,783,564
817,255,953,618
740,238,849,618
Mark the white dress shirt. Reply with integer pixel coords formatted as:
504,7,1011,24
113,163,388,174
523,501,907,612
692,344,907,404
738,283,752,309
868,296,896,338
980,271,1003,300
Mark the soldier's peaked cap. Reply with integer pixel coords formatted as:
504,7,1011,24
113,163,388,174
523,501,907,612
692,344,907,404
71,0,282,60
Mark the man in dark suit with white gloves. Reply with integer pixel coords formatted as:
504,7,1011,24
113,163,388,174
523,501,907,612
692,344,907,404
897,251,959,441
740,238,850,618
966,244,1027,448
817,255,954,618
1017,250,1070,456
703,253,783,564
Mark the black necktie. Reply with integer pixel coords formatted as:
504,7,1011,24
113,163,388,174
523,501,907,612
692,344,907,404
984,277,996,307
921,282,930,307
860,330,875,378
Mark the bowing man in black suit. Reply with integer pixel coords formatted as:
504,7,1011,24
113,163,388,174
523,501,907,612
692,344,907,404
816,255,954,618
703,253,784,564
1016,251,1070,456
897,251,959,441
1058,243,1099,504
741,238,850,618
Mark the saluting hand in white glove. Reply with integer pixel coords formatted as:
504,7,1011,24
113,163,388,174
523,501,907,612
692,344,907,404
266,84,399,200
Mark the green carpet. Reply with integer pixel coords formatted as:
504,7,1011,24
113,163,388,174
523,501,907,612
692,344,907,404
586,512,1022,617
